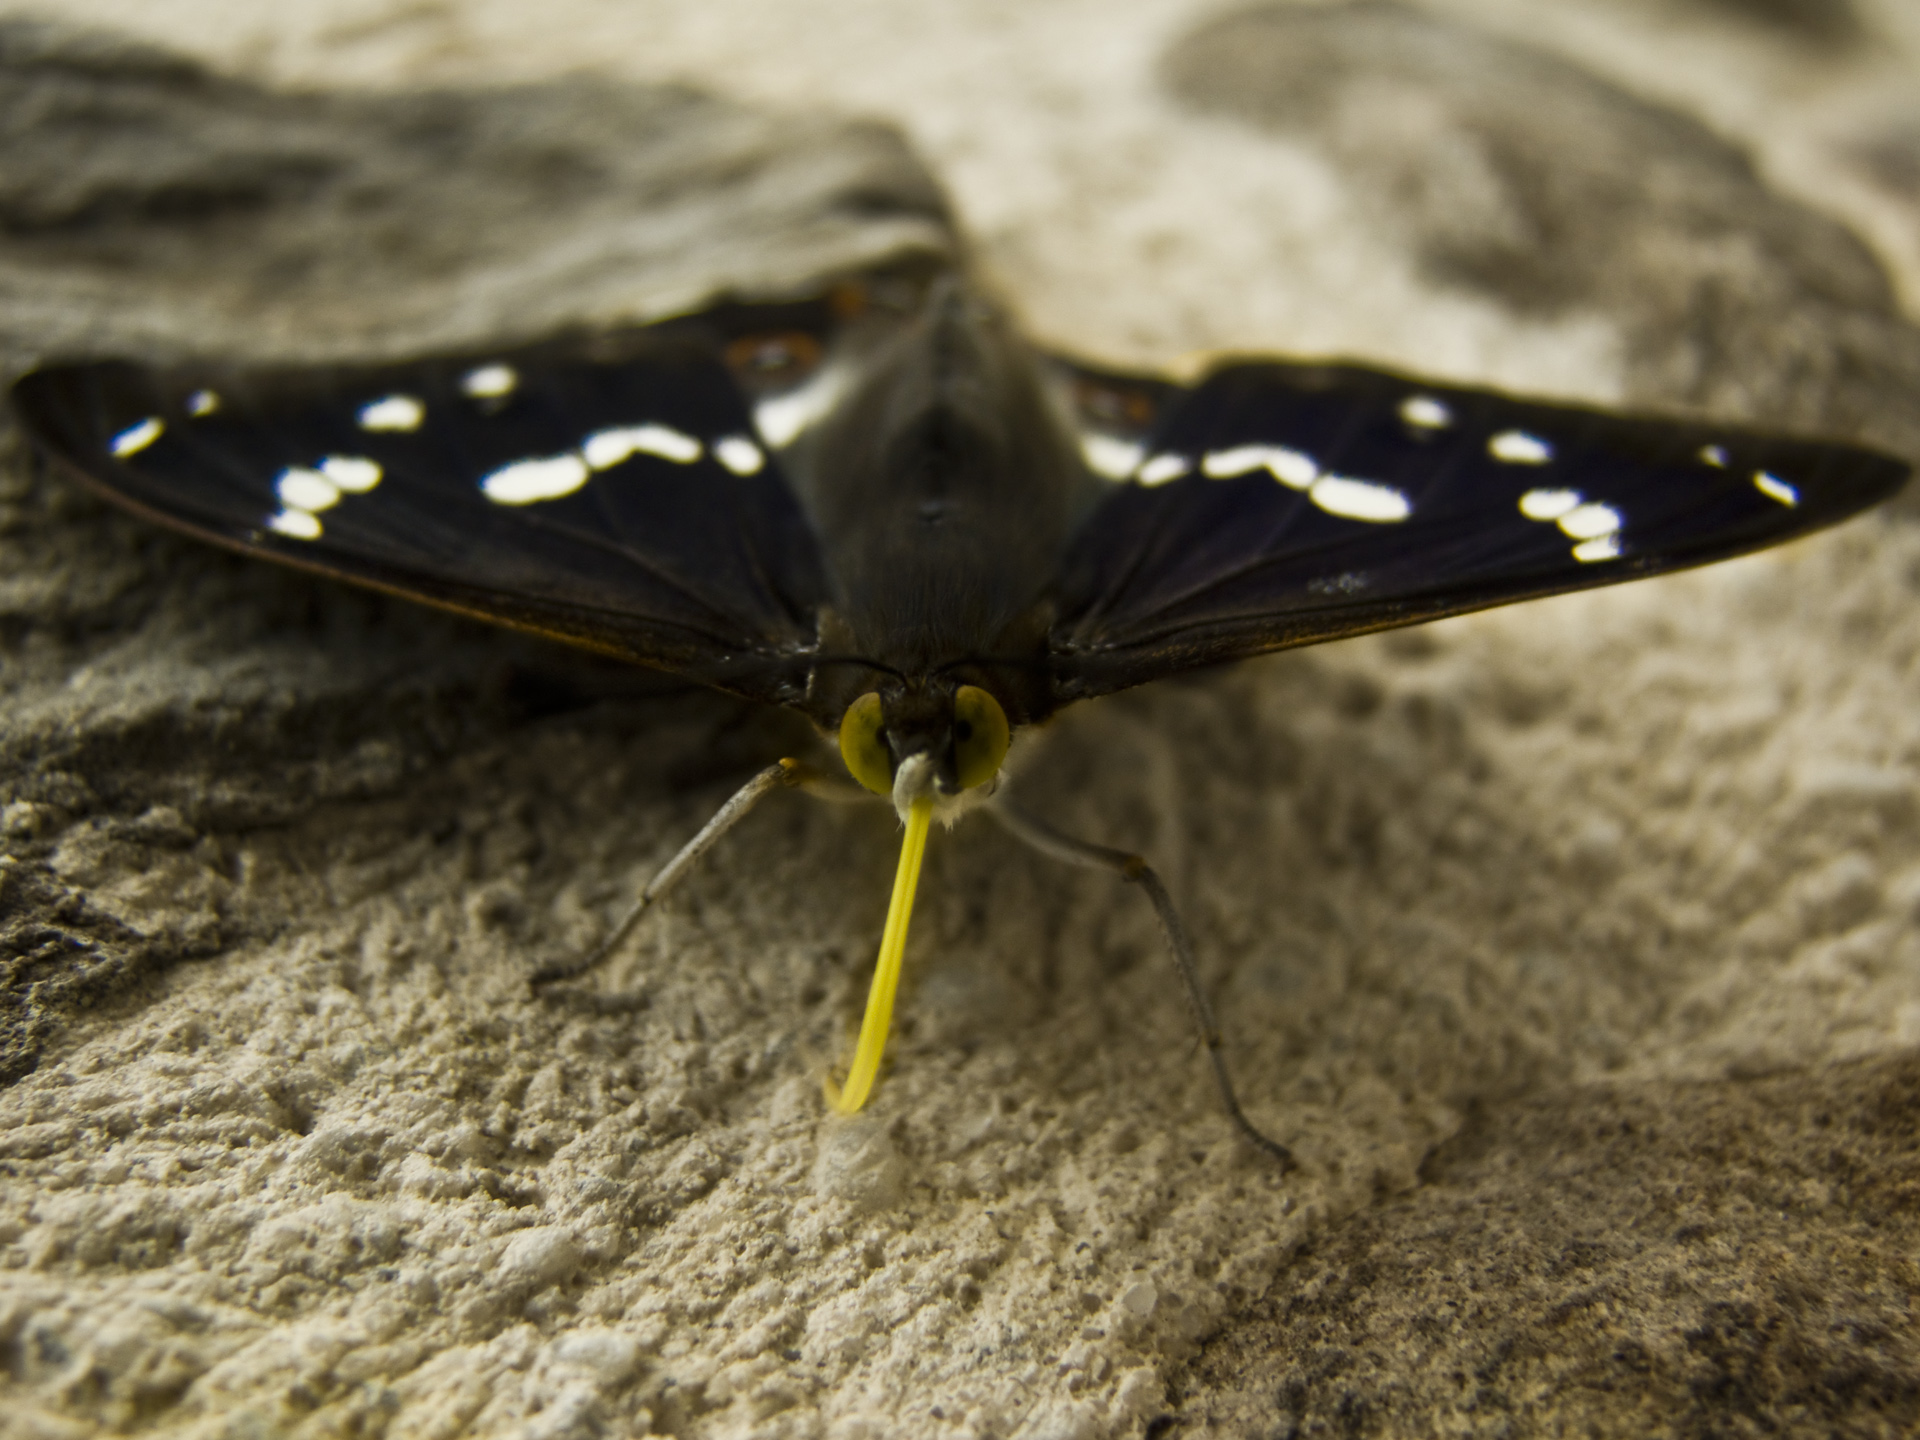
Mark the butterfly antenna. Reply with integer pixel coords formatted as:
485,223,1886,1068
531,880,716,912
825,791,935,1113
987,799,1296,1170
530,758,809,990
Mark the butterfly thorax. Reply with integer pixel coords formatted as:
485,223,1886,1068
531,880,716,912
795,276,1097,735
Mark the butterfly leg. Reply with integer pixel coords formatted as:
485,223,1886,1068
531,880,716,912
531,757,820,990
987,800,1296,1171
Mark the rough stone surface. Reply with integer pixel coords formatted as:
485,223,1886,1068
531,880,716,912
1,2,1919,1437
1179,1053,1920,1436
0,17,953,369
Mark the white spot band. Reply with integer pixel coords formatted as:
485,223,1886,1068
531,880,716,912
1137,453,1191,487
319,455,383,493
582,424,701,470
1754,471,1799,507
1557,503,1622,540
275,467,341,513
714,436,765,476
1519,488,1582,521
1202,444,1317,489
358,395,425,432
1082,434,1144,481
110,417,164,457
1310,475,1410,523
267,509,322,541
481,454,591,504
753,366,844,448
1490,430,1553,465
462,364,518,399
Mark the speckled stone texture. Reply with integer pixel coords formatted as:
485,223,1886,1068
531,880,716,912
1180,1053,1920,1435
2,2,1919,1437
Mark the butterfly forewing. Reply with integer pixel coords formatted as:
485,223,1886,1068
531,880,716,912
1049,359,1907,697
14,323,840,704
13,279,1907,717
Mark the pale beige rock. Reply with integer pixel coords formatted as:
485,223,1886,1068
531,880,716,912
2,2,1919,1437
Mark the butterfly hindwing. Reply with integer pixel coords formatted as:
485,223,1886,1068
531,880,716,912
1048,358,1908,698
12,307,848,704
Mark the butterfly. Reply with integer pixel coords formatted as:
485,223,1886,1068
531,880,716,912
11,262,1907,1167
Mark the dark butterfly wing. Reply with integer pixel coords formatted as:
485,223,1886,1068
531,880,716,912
1047,358,1909,700
11,302,851,706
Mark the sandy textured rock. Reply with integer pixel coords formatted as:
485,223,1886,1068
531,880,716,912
2,1,1919,1437
1180,1053,1920,1435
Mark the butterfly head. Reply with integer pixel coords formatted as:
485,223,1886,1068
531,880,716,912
837,681,1011,823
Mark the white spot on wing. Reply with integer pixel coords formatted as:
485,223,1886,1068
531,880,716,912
481,454,591,505
753,365,844,448
582,423,701,469
1267,453,1313,495
359,395,424,432
267,509,322,541
275,467,341,513
1754,471,1799,507
1700,444,1728,468
1137,453,1191,487
1266,448,1318,489
1201,445,1268,479
462,364,518,399
1082,434,1144,480
110,417,163,457
713,435,764,475
319,455,382,493
1519,487,1582,521
186,390,220,417
1400,395,1452,429
1310,475,1411,523
1201,444,1317,489
1490,430,1553,465
1557,502,1622,540
1572,534,1621,563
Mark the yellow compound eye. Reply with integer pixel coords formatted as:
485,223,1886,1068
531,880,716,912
952,686,1010,790
838,691,892,795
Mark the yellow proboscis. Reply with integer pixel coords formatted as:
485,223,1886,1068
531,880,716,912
826,793,934,1114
